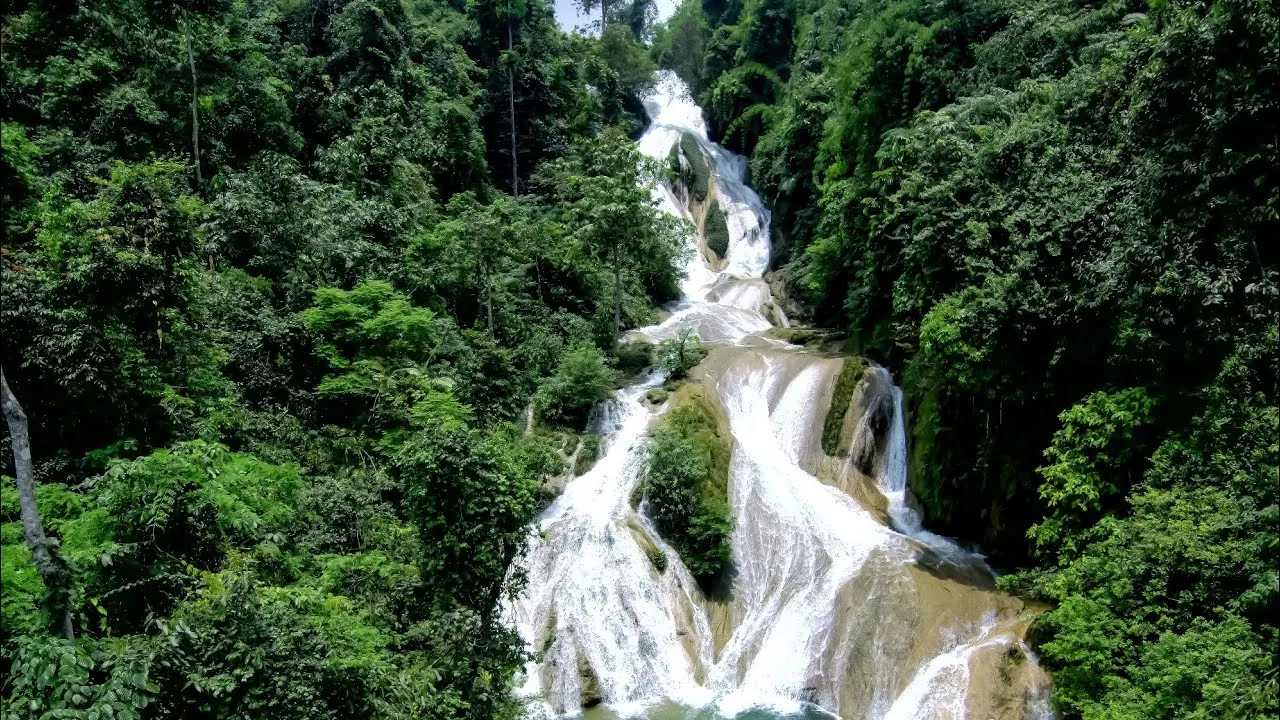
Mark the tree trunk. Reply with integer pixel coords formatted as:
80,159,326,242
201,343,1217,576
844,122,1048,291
534,257,544,304
507,19,519,197
483,258,495,341
612,241,622,344
1,369,73,640
468,537,521,699
185,26,202,186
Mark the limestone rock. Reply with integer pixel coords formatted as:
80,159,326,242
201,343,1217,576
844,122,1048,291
577,653,602,708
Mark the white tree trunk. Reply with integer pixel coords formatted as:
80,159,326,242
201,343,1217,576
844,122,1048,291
1,369,73,640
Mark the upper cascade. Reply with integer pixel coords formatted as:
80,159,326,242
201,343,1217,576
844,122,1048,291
508,71,1054,720
641,71,709,140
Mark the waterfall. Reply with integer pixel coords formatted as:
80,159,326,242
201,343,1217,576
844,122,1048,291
508,71,1053,720
875,383,918,533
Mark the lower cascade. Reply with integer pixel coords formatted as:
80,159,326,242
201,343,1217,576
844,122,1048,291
508,71,1054,720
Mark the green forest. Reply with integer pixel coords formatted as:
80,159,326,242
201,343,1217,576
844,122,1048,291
1,0,1276,719
1,1,679,717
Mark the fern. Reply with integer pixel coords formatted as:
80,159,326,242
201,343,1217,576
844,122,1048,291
723,103,774,143
727,61,785,95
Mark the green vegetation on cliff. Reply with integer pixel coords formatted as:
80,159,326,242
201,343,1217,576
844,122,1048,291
656,0,1279,715
640,386,734,580
679,132,712,201
658,330,710,380
821,357,869,457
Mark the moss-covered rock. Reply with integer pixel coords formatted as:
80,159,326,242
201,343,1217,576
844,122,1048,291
537,475,566,511
767,326,823,345
540,610,557,657
645,388,669,405
561,433,579,455
679,132,710,201
574,433,600,476
646,545,669,572
614,340,653,376
627,518,668,573
666,142,681,179
704,196,730,259
577,653,602,708
822,357,869,456
661,385,732,502
907,382,944,521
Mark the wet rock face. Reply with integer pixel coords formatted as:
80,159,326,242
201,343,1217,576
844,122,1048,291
577,653,603,708
826,359,896,475
764,267,807,324
851,384,896,475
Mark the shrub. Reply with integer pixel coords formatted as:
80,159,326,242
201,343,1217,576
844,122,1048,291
535,344,616,428
646,546,668,572
658,330,708,380
613,340,654,376
574,434,601,476
645,388,669,405
6,635,158,720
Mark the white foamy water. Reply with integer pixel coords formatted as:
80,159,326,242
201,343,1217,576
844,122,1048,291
508,71,1052,720
882,614,1005,720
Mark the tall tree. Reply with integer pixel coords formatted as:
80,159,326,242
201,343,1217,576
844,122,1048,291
183,14,201,186
0,369,72,640
538,128,685,342
578,0,612,31
427,193,523,340
498,0,529,196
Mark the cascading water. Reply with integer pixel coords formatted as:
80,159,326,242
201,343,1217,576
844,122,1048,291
508,72,1053,720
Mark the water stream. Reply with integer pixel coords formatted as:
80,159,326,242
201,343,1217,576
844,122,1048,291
508,71,1053,720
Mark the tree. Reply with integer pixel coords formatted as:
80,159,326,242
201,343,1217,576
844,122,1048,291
535,343,616,427
182,12,202,187
658,329,708,379
300,280,443,432
0,369,72,640
600,23,658,96
473,0,531,196
430,193,524,341
642,427,733,578
651,1,707,94
0,1,689,716
578,0,613,32
1029,388,1156,562
615,0,658,39
537,128,685,343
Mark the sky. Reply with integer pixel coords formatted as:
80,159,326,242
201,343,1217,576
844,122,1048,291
551,0,680,36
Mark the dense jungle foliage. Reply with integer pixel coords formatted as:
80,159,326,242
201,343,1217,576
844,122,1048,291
0,1,677,717
653,0,1278,715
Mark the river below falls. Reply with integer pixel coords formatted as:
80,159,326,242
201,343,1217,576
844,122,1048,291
505,71,1054,720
